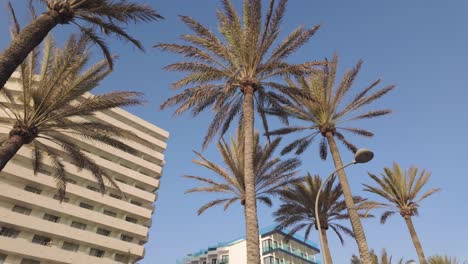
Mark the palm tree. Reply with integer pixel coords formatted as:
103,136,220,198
156,1,319,263
363,163,441,264
428,255,468,264
0,0,162,91
266,54,395,263
274,175,370,264
351,249,405,264
0,34,143,199
185,129,301,217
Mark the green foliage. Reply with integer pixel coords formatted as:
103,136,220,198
156,0,320,148
428,255,468,264
350,249,405,264
184,129,301,215
274,174,369,244
0,34,144,199
266,54,394,157
363,163,441,222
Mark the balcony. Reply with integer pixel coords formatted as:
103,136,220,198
262,245,318,264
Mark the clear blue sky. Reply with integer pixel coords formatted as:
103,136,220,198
1,1,468,263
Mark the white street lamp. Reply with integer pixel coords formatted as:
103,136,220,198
314,149,374,264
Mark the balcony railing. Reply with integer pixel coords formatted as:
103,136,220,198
262,245,318,264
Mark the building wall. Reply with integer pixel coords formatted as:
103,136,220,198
0,77,169,264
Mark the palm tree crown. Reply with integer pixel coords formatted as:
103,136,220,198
0,34,143,198
363,163,441,223
184,129,301,215
267,54,395,157
351,249,405,264
427,255,468,264
274,174,368,244
156,0,320,147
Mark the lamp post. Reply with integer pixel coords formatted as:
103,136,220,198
314,149,374,264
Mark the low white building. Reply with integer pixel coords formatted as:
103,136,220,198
179,226,321,264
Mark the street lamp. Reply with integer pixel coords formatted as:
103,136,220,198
314,149,374,264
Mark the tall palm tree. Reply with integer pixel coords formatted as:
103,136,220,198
184,129,301,216
428,255,468,264
267,54,395,263
351,249,405,264
363,163,441,264
0,0,162,91
156,1,319,263
0,34,143,199
274,175,370,264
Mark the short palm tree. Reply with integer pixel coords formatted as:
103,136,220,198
156,1,319,263
363,163,441,264
428,255,468,264
0,0,162,90
185,129,301,217
267,54,395,263
351,249,405,264
0,34,143,199
274,174,369,264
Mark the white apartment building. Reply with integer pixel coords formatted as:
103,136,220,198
0,77,169,264
179,227,321,264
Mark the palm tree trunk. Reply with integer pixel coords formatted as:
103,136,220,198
242,85,261,264
0,135,25,172
320,228,333,264
404,216,426,264
325,133,372,264
0,13,57,90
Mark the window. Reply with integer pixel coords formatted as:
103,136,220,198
125,216,137,224
262,239,272,252
79,202,94,210
120,234,133,242
130,200,142,206
53,194,69,203
0,227,19,238
263,257,274,264
32,235,52,246
114,254,130,263
221,255,229,264
110,193,122,200
96,228,111,236
64,178,77,184
87,185,100,192
12,205,32,215
24,186,42,194
43,213,60,223
62,241,79,252
89,248,105,258
211,259,217,264
20,259,40,264
70,221,87,230
103,210,117,217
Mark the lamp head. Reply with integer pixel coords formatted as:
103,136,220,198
354,149,374,164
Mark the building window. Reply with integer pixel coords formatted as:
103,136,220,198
62,241,79,252
120,234,133,243
79,202,94,210
211,259,217,264
12,205,32,215
263,257,274,264
89,248,105,258
24,186,42,194
110,193,122,200
20,259,40,264
96,228,111,236
262,239,272,252
43,213,60,223
64,178,77,184
103,210,117,217
114,254,130,263
130,200,142,206
53,194,69,203
125,216,137,224
0,227,20,238
31,235,52,246
221,255,229,264
70,221,87,230
87,185,100,192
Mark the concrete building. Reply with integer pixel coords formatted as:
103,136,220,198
179,226,321,264
0,77,169,264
